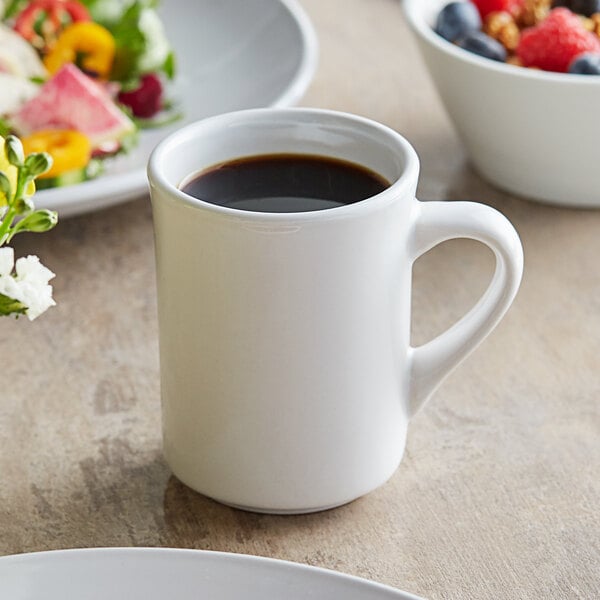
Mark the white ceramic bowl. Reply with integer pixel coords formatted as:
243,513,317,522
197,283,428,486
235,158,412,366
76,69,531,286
0,548,423,600
403,0,600,208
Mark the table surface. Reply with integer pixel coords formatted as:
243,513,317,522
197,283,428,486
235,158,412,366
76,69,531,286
2,1,599,598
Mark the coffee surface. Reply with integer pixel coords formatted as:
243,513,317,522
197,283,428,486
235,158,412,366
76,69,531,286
180,154,390,213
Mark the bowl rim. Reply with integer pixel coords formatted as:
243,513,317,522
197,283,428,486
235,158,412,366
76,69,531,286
402,0,600,86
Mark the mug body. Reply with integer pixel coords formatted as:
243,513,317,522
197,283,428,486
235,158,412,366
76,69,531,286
148,108,420,513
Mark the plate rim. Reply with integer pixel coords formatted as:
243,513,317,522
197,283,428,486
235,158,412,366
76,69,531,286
0,547,424,600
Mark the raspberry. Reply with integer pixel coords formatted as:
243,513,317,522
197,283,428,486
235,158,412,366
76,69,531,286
118,73,163,119
516,7,600,70
471,0,523,19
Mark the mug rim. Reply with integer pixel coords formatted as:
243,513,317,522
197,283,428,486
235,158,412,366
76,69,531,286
147,107,420,221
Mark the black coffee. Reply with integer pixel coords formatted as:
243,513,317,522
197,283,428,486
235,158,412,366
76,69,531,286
180,154,390,213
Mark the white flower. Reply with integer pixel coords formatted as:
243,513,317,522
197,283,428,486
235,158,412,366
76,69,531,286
0,246,14,276
0,247,55,320
0,247,22,306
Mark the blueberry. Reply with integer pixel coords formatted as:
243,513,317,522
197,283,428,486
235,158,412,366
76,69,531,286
435,2,482,43
455,31,508,62
552,0,600,16
568,53,600,74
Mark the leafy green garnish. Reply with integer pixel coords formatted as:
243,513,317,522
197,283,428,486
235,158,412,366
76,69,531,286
117,129,139,154
85,157,104,179
108,2,148,82
92,0,174,83
133,109,182,129
163,51,175,80
2,0,28,19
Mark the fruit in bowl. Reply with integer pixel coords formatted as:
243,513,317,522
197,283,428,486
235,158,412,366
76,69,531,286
434,1,600,73
403,0,600,207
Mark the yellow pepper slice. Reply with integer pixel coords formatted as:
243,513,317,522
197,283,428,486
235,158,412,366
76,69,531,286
43,22,115,79
21,130,92,179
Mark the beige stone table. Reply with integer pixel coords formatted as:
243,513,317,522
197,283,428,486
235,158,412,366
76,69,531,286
1,1,599,598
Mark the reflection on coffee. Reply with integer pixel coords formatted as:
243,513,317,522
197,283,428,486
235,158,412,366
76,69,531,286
180,154,390,213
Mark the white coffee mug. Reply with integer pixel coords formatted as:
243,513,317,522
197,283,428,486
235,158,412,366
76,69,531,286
148,108,523,514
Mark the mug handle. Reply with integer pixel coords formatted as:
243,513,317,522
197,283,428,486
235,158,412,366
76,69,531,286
407,200,524,417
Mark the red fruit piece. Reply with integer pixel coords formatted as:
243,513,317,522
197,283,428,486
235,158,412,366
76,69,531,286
470,0,522,19
118,73,163,118
517,7,600,72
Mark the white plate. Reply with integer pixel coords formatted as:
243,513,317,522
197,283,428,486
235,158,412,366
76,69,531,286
34,0,318,218
0,548,424,600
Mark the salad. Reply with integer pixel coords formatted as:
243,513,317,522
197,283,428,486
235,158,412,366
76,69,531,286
0,0,177,189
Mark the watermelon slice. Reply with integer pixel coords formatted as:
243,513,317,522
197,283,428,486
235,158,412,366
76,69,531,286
11,64,135,149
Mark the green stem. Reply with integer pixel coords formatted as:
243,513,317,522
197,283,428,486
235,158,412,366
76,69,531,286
0,206,17,246
0,167,35,245
14,167,28,203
